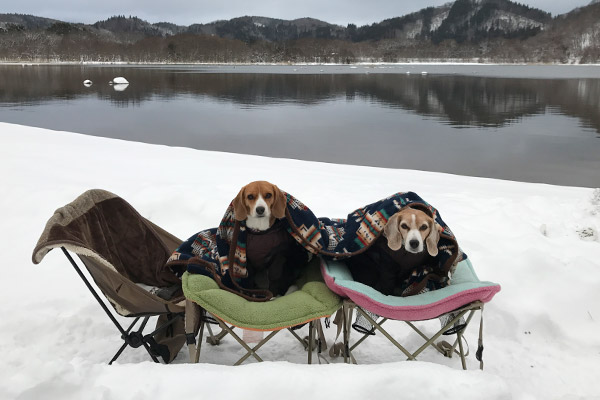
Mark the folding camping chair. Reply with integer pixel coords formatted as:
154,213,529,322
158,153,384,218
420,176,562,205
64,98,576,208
183,257,342,365
321,257,501,369
32,189,187,364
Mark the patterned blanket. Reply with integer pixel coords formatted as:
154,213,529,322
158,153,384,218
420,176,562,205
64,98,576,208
165,191,465,301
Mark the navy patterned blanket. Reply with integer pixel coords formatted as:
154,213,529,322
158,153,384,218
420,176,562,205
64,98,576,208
165,191,465,301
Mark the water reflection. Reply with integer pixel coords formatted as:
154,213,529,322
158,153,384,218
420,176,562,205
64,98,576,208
0,65,599,187
0,65,598,135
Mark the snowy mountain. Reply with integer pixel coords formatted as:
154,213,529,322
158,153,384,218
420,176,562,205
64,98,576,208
0,13,59,31
187,16,346,42
521,1,600,62
429,0,550,43
351,0,550,43
0,0,553,44
1,0,599,63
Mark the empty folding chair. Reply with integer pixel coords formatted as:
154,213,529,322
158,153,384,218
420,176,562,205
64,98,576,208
32,189,187,364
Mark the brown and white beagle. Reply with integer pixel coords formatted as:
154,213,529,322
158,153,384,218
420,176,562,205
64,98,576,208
232,181,304,297
383,207,440,256
346,206,442,296
232,180,286,231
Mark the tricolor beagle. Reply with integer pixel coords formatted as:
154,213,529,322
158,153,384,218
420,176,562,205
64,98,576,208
384,207,440,256
233,180,286,231
347,207,441,296
232,181,305,296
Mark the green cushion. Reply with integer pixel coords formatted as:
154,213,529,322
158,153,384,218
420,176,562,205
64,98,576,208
182,258,342,330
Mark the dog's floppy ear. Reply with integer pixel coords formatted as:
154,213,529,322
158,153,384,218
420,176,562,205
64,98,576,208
383,213,404,251
271,184,286,219
426,223,441,257
232,187,248,221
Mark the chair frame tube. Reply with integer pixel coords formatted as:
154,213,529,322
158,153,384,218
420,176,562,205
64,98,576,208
61,247,183,364
185,300,324,365
341,299,485,370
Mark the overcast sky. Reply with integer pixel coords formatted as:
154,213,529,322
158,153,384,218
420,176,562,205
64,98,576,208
4,0,592,27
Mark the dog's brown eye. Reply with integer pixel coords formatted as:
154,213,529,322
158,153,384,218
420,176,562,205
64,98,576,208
420,225,428,231
400,223,409,230
247,194,254,200
265,193,272,199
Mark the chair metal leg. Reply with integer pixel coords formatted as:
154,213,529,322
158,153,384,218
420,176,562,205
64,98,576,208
346,303,358,364
63,247,174,364
457,330,467,370
287,327,306,347
350,317,387,352
214,321,265,365
355,306,415,359
206,324,229,345
314,320,329,364
193,315,205,363
476,306,485,370
107,316,160,364
341,302,348,363
307,321,314,364
434,309,477,358
62,248,127,336
234,329,279,365
342,301,356,363
346,300,484,369
62,247,190,365
141,340,161,363
409,308,470,360
185,300,201,362
203,317,332,365
109,342,129,365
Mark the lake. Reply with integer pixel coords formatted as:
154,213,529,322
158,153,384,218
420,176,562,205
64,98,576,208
1,63,599,187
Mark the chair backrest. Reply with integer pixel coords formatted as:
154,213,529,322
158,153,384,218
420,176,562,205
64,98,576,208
32,189,184,316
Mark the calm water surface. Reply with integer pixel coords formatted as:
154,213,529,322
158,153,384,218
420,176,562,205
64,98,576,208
1,64,599,187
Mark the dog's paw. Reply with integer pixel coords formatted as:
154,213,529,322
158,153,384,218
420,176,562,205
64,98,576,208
284,285,299,296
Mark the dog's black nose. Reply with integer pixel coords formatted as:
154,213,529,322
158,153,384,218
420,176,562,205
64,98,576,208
256,206,265,215
409,239,420,249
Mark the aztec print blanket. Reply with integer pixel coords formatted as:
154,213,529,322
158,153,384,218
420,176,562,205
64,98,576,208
165,191,466,301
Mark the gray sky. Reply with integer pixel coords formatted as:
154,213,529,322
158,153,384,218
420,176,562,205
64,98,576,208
4,0,591,27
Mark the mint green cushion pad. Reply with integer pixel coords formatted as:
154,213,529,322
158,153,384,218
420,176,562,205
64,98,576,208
321,258,501,321
182,258,342,330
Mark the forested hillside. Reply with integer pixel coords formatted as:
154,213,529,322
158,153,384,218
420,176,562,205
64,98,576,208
1,0,599,63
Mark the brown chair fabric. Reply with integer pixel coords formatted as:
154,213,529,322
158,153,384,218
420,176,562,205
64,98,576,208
33,189,181,288
32,189,186,362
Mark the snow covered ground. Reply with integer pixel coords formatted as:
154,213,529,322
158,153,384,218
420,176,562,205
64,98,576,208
1,122,599,400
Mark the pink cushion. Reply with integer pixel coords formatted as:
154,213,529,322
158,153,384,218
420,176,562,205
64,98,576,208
321,258,500,321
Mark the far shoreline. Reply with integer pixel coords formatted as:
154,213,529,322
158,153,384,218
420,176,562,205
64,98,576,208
2,60,600,66
3,61,600,79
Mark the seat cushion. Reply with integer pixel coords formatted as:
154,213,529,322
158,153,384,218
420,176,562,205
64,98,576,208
182,258,342,331
321,258,500,321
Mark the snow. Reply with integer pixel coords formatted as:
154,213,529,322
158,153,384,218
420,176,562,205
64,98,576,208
484,11,545,32
430,10,450,32
1,122,599,400
111,76,129,84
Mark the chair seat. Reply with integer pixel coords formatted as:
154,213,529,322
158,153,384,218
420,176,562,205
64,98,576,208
182,259,342,331
321,258,501,321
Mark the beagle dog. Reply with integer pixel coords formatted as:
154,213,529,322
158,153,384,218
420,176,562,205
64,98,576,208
233,180,286,231
383,207,440,256
347,207,441,296
232,181,306,296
